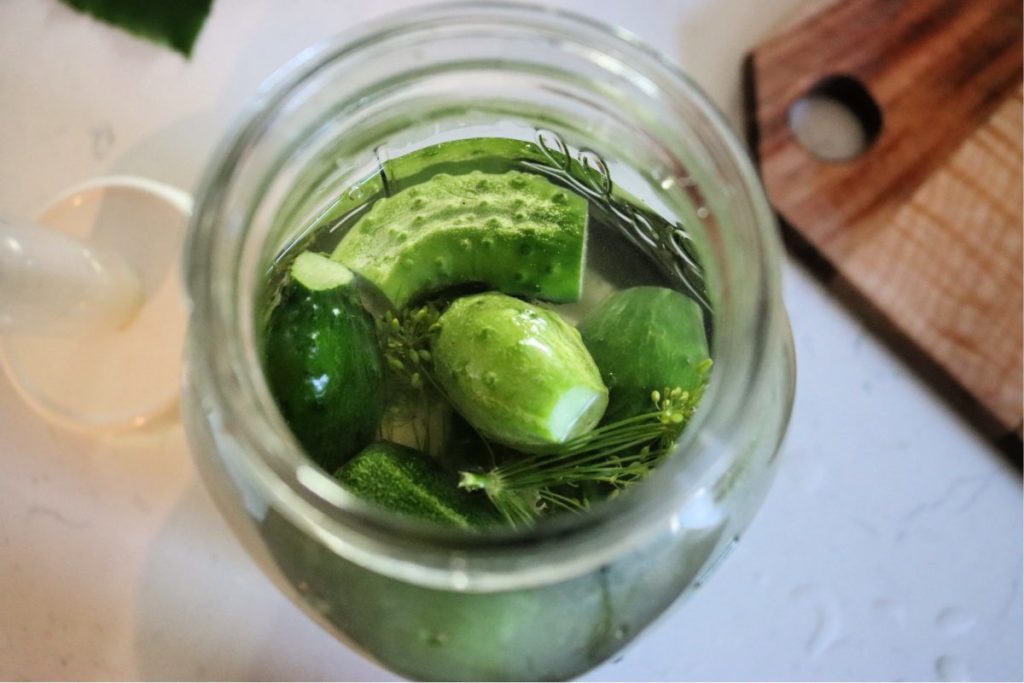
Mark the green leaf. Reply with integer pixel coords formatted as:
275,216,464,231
60,0,213,57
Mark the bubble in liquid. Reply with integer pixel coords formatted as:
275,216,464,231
536,128,570,167
579,149,613,196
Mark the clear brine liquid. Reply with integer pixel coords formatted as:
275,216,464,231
265,134,712,520
290,135,709,331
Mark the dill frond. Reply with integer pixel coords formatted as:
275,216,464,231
459,377,708,526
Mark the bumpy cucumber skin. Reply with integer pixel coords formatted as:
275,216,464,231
264,275,384,472
332,170,588,308
335,441,496,528
432,293,608,452
578,286,710,423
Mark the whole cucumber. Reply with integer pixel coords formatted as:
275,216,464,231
264,252,385,471
578,286,710,422
432,292,608,452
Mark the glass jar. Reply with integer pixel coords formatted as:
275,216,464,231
182,3,796,680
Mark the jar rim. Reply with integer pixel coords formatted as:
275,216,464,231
184,0,784,591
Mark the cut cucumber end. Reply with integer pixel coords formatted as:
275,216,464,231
546,385,608,443
291,251,354,291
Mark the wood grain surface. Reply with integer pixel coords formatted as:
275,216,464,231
747,0,1023,442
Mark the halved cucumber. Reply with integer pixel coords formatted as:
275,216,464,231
332,170,588,308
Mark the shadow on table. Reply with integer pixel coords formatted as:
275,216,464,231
130,476,397,681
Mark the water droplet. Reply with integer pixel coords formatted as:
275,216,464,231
936,607,977,637
696,206,710,219
871,597,907,627
791,584,843,658
935,655,970,681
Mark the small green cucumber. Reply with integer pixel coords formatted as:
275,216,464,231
432,292,608,452
335,441,496,528
332,170,588,308
264,252,385,471
577,286,710,422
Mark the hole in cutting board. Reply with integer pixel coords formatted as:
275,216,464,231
788,75,883,162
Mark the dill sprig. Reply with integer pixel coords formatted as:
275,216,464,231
374,303,442,393
374,303,446,454
459,374,709,526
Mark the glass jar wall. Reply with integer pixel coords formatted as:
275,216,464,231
182,4,796,680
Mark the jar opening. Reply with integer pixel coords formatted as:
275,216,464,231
185,1,783,591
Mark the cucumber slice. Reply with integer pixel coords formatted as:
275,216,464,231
578,286,710,422
335,441,496,528
290,250,354,290
332,170,588,308
432,293,608,452
264,252,385,471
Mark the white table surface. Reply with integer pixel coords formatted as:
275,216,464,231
1,1,1021,680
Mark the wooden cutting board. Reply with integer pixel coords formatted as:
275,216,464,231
746,0,1023,448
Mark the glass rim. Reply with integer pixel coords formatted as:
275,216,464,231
184,0,784,591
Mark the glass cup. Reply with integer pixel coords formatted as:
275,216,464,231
182,3,796,680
